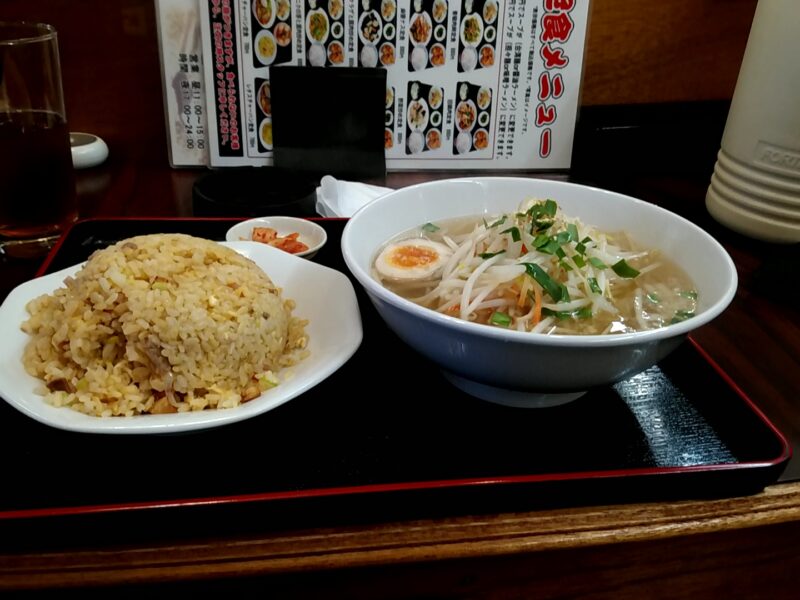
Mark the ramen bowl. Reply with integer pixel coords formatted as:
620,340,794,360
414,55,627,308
341,177,737,408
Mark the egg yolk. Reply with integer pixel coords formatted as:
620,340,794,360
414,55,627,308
389,245,440,268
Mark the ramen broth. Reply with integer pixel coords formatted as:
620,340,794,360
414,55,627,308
372,204,699,335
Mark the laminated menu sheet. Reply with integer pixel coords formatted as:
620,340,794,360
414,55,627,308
158,0,590,169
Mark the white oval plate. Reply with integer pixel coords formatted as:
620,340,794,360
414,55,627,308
226,216,327,258
0,241,362,434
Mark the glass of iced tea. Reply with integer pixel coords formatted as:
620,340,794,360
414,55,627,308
0,22,77,257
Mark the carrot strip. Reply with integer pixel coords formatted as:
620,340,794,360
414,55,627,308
532,284,543,326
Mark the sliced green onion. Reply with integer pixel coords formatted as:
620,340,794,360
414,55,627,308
538,239,561,255
670,309,696,324
478,250,506,259
678,290,698,300
523,263,565,302
542,306,592,320
575,242,587,255
489,311,512,327
572,254,586,269
567,223,579,243
422,222,440,233
580,236,593,245
588,277,602,294
532,233,551,248
555,246,566,259
647,292,661,304
589,257,608,269
257,372,279,391
525,204,540,217
489,215,507,228
611,259,640,278
554,231,572,245
526,201,557,232
501,226,521,242
559,260,573,272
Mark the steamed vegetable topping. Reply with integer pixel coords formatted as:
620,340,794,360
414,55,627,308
373,198,699,335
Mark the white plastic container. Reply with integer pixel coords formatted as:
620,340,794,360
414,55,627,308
706,0,800,243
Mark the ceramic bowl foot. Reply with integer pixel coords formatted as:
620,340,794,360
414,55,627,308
442,371,586,408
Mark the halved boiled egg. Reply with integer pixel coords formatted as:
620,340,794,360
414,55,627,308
374,238,452,280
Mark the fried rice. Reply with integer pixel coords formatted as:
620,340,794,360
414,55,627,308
21,234,308,417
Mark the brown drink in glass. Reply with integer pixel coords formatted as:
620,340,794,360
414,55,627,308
0,22,77,256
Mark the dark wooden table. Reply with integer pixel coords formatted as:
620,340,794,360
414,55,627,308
1,131,799,597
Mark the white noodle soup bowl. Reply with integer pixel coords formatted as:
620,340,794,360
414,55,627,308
341,177,738,408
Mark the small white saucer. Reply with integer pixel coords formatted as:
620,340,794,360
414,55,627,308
226,216,327,259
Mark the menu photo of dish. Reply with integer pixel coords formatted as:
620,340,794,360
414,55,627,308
407,0,449,72
405,80,444,155
303,0,345,67
251,0,294,68
254,77,273,153
452,81,492,154
456,0,498,73
357,0,398,68
385,85,396,150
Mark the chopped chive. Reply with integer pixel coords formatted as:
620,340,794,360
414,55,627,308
670,309,696,324
478,250,506,259
421,222,440,233
646,292,661,304
589,257,608,269
572,254,586,269
489,311,512,327
566,223,579,243
611,259,640,278
539,239,561,255
489,215,507,228
542,306,592,320
533,233,551,248
526,199,557,218
526,201,556,232
678,290,698,300
554,231,572,245
523,263,564,302
588,277,602,294
501,226,521,242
